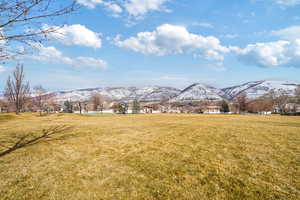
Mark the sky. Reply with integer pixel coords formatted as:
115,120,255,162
1,0,300,90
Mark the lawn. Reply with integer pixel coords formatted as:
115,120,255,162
0,113,299,200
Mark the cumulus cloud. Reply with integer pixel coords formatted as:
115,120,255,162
30,43,107,69
77,0,171,18
124,0,171,16
113,24,229,61
45,24,102,49
112,23,300,69
77,0,123,18
272,26,300,40
76,0,122,15
77,0,103,8
237,40,300,68
104,2,123,15
74,57,107,68
237,25,300,68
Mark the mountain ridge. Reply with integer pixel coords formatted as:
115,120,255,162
1,80,299,102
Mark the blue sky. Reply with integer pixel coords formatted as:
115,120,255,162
1,0,300,90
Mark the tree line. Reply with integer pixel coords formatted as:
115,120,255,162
1,65,300,115
0,65,142,115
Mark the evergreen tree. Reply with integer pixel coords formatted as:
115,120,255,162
132,100,140,114
220,100,230,113
118,102,128,114
295,86,300,104
63,101,73,113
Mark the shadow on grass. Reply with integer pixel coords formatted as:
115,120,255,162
0,114,16,122
0,125,73,158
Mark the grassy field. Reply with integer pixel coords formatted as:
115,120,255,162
0,113,299,200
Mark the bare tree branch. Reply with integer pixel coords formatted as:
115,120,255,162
0,0,78,60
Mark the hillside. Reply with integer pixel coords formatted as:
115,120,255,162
172,83,225,101
1,80,299,102
222,80,299,99
53,86,181,102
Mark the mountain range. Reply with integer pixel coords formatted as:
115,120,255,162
50,80,299,102
0,80,298,102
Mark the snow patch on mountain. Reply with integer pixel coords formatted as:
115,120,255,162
1,80,299,102
222,80,299,99
173,83,224,101
52,86,180,102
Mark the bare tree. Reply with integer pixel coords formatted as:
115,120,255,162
295,86,300,104
33,85,50,115
90,93,104,111
247,97,274,113
47,97,60,113
75,101,84,114
4,64,30,114
275,90,290,114
83,102,89,113
235,93,248,113
0,0,77,60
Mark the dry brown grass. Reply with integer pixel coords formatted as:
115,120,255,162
0,113,299,200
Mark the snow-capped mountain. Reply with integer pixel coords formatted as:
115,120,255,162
172,83,225,101
1,80,298,102
53,87,104,102
52,86,180,102
138,86,181,101
222,80,299,99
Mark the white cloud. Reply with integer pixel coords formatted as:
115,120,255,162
238,26,300,68
45,24,102,49
237,40,300,68
113,24,229,61
30,43,107,69
31,44,72,64
124,0,170,16
77,0,171,18
272,26,300,40
104,2,123,15
76,0,122,17
74,57,107,68
273,0,300,6
0,65,6,73
76,0,103,9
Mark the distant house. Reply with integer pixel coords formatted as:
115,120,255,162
202,105,221,114
142,106,153,113
141,102,164,114
0,101,8,113
285,103,300,113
